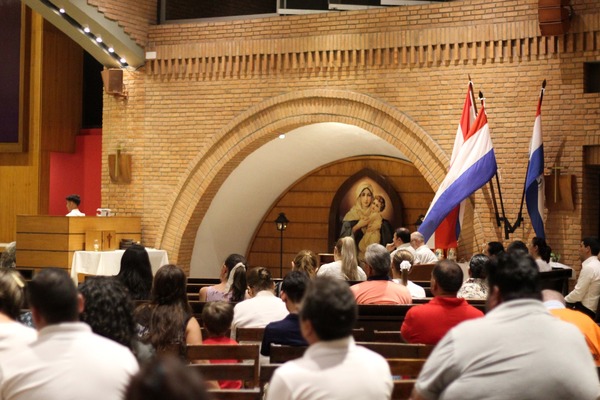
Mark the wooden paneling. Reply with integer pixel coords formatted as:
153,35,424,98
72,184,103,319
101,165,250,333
16,233,84,251
18,250,72,270
0,16,83,244
41,22,82,153
16,216,142,271
247,156,433,276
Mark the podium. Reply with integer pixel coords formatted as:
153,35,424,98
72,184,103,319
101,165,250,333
16,216,142,273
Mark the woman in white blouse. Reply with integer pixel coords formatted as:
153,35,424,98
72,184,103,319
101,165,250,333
529,237,552,272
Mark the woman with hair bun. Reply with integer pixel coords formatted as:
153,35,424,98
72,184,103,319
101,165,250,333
199,254,248,302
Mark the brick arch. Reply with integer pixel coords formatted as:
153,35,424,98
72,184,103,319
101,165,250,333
155,89,487,270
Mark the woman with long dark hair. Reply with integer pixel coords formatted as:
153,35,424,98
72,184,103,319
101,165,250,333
117,244,153,300
135,264,202,356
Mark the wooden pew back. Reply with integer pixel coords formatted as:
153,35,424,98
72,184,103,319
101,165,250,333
186,344,260,387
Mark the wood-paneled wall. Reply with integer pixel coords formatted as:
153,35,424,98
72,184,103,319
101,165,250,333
247,156,434,277
0,14,82,243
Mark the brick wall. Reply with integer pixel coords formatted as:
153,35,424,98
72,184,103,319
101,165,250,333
87,0,157,47
101,0,600,273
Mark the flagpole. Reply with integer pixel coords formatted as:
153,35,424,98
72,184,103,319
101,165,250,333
512,80,547,235
468,75,478,116
478,90,503,230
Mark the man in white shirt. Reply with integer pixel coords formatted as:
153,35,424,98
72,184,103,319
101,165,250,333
65,194,85,216
565,237,600,319
267,276,393,400
410,231,438,265
410,252,600,400
231,267,288,338
0,268,138,400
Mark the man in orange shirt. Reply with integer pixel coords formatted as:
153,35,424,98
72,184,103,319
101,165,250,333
543,289,600,366
350,243,412,305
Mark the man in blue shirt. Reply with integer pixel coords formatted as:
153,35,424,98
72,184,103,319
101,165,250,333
261,271,309,357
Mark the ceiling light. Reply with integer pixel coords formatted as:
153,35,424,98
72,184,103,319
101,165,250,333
108,47,114,53
83,26,90,33
119,57,127,64
279,134,286,139
59,8,65,13
96,37,103,43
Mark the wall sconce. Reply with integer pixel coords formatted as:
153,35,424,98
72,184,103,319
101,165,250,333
275,212,289,278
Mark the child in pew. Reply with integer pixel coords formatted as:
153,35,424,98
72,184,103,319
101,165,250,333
201,301,243,389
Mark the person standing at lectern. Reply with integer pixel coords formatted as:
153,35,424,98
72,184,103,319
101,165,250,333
65,194,85,216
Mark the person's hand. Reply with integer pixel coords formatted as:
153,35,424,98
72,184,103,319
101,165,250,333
386,243,395,252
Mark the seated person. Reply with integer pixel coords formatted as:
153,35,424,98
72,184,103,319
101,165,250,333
543,289,600,366
0,241,16,269
199,254,247,302
317,237,366,281
457,253,489,300
134,264,203,357
116,244,153,301
485,241,505,258
65,194,85,216
0,269,37,356
79,276,153,365
231,267,288,338
410,232,438,265
390,250,426,299
261,271,309,357
266,277,393,399
201,301,242,389
350,243,412,305
401,260,483,345
529,237,552,272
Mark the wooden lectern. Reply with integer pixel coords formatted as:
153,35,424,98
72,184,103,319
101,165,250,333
16,216,142,273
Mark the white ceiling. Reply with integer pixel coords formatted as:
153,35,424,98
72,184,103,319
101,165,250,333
190,122,408,277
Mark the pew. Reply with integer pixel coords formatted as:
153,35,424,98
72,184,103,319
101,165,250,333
186,344,260,387
236,327,264,342
269,342,434,363
388,358,427,377
207,388,262,400
358,342,434,359
188,278,221,285
190,363,256,382
408,264,436,281
269,345,306,363
540,268,572,295
392,379,417,400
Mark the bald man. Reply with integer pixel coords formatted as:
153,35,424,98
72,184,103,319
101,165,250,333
410,232,438,265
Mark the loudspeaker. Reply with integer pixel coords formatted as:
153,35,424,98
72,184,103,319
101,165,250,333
101,69,124,95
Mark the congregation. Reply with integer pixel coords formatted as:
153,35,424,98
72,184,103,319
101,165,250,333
0,232,599,399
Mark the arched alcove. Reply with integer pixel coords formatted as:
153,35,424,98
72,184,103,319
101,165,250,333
154,89,489,275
